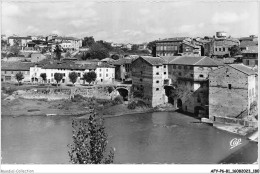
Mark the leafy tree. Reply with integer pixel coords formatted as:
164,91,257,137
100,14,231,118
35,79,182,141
68,112,114,164
89,43,109,60
131,44,139,51
147,41,156,51
81,52,91,60
83,71,97,84
111,54,120,60
82,36,95,47
107,86,114,93
69,72,78,85
40,73,47,83
53,44,62,60
15,72,24,86
9,45,20,57
54,73,63,86
230,45,242,57
96,40,113,51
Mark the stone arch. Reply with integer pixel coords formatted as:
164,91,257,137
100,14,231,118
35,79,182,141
164,85,175,105
116,87,129,101
177,99,182,110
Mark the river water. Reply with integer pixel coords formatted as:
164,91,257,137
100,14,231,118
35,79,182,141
1,112,257,164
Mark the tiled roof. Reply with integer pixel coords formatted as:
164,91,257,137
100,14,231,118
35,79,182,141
240,41,258,48
169,56,219,66
157,37,190,43
113,58,133,65
55,36,80,41
159,56,180,64
140,56,166,65
1,61,35,71
242,46,258,54
8,36,31,40
229,64,256,75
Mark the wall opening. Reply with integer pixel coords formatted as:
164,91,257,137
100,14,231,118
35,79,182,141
116,88,129,101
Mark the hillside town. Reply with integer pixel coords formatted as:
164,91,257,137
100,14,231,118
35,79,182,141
1,31,258,165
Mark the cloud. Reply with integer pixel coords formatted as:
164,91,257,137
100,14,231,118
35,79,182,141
26,25,40,34
51,30,61,35
139,8,150,15
212,12,249,24
123,29,143,36
2,3,20,17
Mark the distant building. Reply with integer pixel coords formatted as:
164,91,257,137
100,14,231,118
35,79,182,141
241,46,258,67
30,61,115,84
1,61,34,82
239,35,258,42
8,36,32,48
204,32,240,58
138,43,148,50
209,64,257,119
156,37,191,56
113,58,134,81
181,41,201,56
132,56,167,107
52,36,82,50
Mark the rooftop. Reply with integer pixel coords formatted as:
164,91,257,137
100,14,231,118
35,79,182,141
140,56,166,65
159,56,180,64
229,64,256,75
8,36,31,40
242,46,258,54
169,56,219,66
240,41,258,48
157,37,190,43
1,61,35,71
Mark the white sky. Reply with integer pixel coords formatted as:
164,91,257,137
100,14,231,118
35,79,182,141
1,0,259,44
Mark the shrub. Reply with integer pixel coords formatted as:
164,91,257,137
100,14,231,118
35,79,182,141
71,94,85,102
127,101,137,109
3,87,16,95
133,90,143,98
107,86,114,93
136,99,148,108
112,96,124,105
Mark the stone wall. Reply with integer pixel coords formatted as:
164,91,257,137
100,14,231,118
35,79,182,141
209,66,249,119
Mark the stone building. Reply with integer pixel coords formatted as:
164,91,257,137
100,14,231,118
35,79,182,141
166,56,219,116
113,58,134,82
1,61,34,83
156,37,191,56
241,46,258,67
209,64,257,120
132,56,167,107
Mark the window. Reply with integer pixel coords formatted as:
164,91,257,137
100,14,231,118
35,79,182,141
178,72,182,76
215,48,217,51
156,66,159,68
223,48,225,52
199,74,204,78
178,66,182,69
219,48,221,51
100,69,101,72
156,88,159,91
255,60,258,65
106,69,108,72
11,71,13,74
64,73,66,77
164,72,166,75
184,66,187,69
228,84,231,89
173,65,176,69
156,80,159,83
140,79,143,82
51,73,53,77
106,74,108,77
156,72,159,75
197,97,201,103
99,74,102,77
246,60,249,65
164,65,166,68
140,71,143,75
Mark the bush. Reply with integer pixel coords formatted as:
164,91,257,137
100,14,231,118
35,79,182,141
96,99,111,106
127,101,137,109
107,86,114,93
112,96,124,105
133,90,143,98
136,99,148,108
2,87,16,95
71,94,85,102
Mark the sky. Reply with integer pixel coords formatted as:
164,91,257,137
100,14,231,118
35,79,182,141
1,0,259,44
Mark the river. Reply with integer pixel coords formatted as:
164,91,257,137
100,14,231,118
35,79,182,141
1,112,257,164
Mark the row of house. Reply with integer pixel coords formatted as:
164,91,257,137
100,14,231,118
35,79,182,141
1,60,115,85
131,56,257,120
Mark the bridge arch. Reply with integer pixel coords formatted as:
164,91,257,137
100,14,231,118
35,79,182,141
116,87,129,101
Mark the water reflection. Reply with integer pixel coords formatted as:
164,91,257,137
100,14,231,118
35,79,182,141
1,112,257,164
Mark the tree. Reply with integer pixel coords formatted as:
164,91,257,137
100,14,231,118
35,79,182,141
230,45,242,57
81,52,91,60
89,43,109,60
83,71,97,84
40,73,47,83
15,72,24,86
82,36,95,47
54,73,63,86
111,54,120,60
147,41,156,51
131,44,139,51
68,112,114,164
96,40,113,51
9,45,20,57
53,44,62,60
69,72,78,85
65,51,71,58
